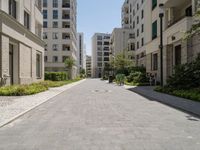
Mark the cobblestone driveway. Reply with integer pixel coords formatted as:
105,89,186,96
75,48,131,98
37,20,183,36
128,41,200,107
0,79,200,150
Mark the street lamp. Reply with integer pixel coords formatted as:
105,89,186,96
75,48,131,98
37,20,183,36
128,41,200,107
159,3,164,86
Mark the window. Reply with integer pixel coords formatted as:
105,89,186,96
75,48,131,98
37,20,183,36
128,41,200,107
137,29,139,37
97,41,102,45
141,10,144,19
97,36,102,40
137,41,139,49
53,10,58,19
36,53,42,78
104,57,109,61
104,42,109,45
53,56,58,62
43,10,47,19
43,0,47,7
141,38,144,46
53,0,58,8
24,11,30,30
43,32,48,39
130,43,135,51
52,44,58,51
152,20,157,40
152,0,157,10
175,45,182,66
152,53,158,70
52,33,58,39
63,44,70,51
53,21,58,28
137,16,139,24
141,24,144,33
9,0,17,19
62,33,70,39
43,21,48,28
62,21,70,28
104,52,109,56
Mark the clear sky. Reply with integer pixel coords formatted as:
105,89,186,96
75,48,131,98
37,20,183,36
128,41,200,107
77,0,124,55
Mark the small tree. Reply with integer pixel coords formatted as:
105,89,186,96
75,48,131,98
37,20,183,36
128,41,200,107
184,9,200,39
111,53,134,75
64,57,75,79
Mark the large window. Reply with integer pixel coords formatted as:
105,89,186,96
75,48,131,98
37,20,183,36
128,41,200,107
36,53,42,78
43,21,48,28
53,56,58,62
9,0,17,19
152,53,158,70
43,0,47,7
152,0,157,10
52,33,58,39
24,11,30,30
43,10,47,19
52,21,58,28
53,0,58,8
53,10,58,19
152,20,157,40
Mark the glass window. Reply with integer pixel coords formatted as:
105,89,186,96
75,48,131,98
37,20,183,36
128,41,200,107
24,11,30,30
152,20,157,40
43,21,48,28
53,10,58,19
36,53,42,78
43,0,47,7
53,0,58,8
43,10,47,19
52,33,58,39
53,21,58,28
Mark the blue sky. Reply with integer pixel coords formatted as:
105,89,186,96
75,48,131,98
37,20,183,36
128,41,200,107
77,0,124,55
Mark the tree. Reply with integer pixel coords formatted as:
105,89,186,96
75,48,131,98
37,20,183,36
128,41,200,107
184,7,200,39
110,53,134,75
64,57,75,79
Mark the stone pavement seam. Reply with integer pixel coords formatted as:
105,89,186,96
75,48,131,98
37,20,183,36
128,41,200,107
0,79,86,128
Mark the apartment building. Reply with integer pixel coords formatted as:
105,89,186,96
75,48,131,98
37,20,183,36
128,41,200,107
0,0,44,86
91,33,111,78
110,28,135,63
43,0,78,78
86,55,91,78
122,0,200,84
77,32,86,73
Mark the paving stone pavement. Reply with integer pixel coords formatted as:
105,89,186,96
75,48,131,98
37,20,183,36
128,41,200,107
0,79,200,150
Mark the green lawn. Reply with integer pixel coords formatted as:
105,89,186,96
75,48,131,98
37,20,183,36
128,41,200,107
0,78,82,96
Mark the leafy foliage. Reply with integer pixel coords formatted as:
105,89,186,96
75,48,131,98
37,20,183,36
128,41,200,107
64,57,75,79
167,54,200,89
115,74,126,85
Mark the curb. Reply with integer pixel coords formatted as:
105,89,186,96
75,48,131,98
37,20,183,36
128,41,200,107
0,79,86,128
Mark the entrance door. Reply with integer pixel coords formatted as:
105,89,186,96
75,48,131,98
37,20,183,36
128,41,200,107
9,44,14,85
175,45,181,66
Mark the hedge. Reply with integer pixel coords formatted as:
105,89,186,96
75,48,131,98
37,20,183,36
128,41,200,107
45,72,68,81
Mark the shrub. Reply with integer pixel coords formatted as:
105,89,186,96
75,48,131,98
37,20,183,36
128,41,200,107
116,74,126,85
45,72,68,81
126,71,148,83
167,54,200,89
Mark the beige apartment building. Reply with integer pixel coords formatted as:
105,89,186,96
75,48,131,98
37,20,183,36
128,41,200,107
0,0,44,86
110,28,135,63
43,0,78,78
122,0,200,84
91,33,111,78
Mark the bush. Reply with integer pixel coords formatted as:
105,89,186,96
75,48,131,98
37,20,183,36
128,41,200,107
0,78,82,96
45,72,68,81
116,74,126,85
167,54,200,89
155,87,200,102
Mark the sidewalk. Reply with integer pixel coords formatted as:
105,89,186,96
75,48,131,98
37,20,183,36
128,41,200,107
0,79,86,128
125,85,200,117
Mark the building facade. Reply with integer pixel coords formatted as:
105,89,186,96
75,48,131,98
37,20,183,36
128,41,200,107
77,32,86,73
122,0,200,84
110,28,135,63
91,33,111,78
0,0,44,86
86,55,91,78
43,0,78,78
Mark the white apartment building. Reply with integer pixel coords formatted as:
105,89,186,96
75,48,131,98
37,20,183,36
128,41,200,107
77,32,86,73
91,33,111,78
110,28,135,62
86,55,91,77
43,0,78,78
0,0,44,86
122,0,200,84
